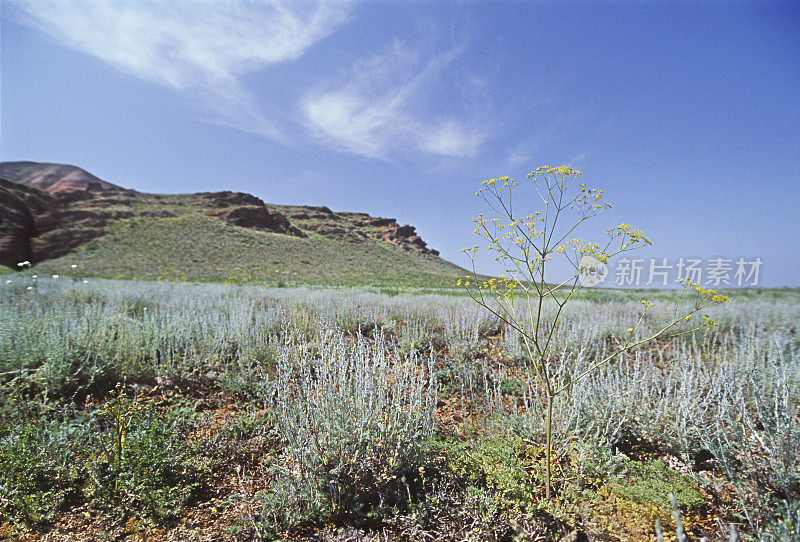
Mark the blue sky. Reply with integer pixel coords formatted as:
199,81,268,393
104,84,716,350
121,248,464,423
2,1,799,287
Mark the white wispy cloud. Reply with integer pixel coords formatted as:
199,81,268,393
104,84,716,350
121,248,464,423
11,2,495,161
302,41,490,160
10,0,352,141
420,120,486,158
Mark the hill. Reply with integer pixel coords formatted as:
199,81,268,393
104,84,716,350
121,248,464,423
0,161,468,287
0,161,123,193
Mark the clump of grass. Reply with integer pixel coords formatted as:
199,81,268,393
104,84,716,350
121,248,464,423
596,460,706,535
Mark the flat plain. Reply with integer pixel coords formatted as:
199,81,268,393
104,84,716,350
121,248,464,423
1,275,797,541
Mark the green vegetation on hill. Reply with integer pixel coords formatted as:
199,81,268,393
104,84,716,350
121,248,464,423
32,214,467,288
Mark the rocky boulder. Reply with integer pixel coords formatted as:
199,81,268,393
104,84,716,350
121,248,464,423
206,206,306,237
372,221,438,255
198,191,264,207
363,217,396,227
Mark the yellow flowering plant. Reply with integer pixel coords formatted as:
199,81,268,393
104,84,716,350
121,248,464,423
96,383,144,475
460,166,730,500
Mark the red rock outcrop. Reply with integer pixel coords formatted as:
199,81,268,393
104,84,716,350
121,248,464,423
205,205,306,237
286,208,439,255
197,191,264,207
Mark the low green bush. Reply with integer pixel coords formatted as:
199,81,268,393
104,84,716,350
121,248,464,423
0,385,210,529
435,364,485,399
0,420,80,526
86,389,210,522
431,434,545,514
607,460,704,510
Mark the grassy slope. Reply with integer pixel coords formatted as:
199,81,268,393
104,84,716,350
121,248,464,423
31,214,468,288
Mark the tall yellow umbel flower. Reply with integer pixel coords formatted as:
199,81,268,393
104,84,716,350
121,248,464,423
461,165,729,500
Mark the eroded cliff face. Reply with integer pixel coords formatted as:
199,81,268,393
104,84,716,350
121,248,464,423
197,193,438,254
0,179,41,267
284,207,438,255
0,178,130,268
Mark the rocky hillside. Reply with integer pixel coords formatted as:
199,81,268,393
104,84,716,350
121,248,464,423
1,162,460,286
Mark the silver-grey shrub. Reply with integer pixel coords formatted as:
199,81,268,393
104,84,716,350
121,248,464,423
265,324,437,527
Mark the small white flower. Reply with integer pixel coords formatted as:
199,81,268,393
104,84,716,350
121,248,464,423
5,280,11,284
83,280,89,284
70,264,78,269
17,261,30,267
31,275,38,279
52,274,59,279
26,286,33,290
